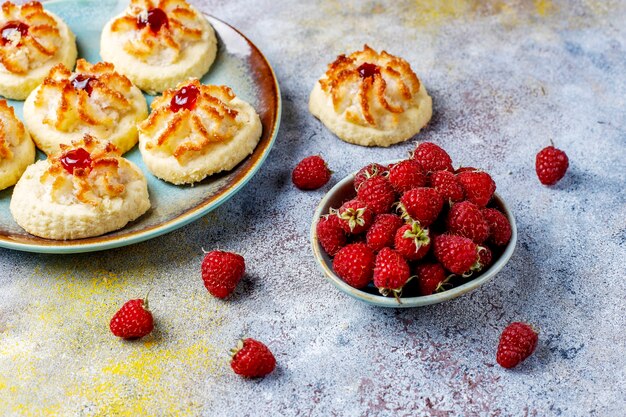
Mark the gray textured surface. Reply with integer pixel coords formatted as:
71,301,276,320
1,0,625,415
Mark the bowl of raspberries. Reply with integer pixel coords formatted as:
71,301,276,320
310,142,517,308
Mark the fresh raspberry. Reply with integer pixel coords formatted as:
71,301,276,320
366,214,403,252
535,146,569,185
447,201,490,244
415,263,448,295
110,299,154,339
398,187,443,227
373,247,411,298
231,338,276,378
316,214,347,256
433,234,480,275
394,222,431,261
332,243,375,288
477,246,493,271
292,155,331,190
496,322,538,369
482,208,512,246
429,170,464,203
456,170,496,207
336,199,375,234
354,163,387,190
201,251,245,298
411,142,453,173
388,159,427,193
357,176,396,214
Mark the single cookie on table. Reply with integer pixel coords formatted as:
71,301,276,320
138,79,262,185
309,44,432,147
0,1,77,100
100,0,217,94
23,59,148,155
10,135,150,240
0,99,35,190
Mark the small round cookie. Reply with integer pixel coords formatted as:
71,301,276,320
0,1,77,100
0,99,35,190
138,79,262,185
100,0,217,94
10,134,151,240
309,45,432,147
23,59,148,155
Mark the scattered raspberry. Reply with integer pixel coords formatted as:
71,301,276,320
388,159,427,193
354,163,387,190
456,170,496,207
496,322,538,369
201,250,245,298
535,146,569,185
447,201,490,244
398,187,443,227
357,176,396,214
429,170,464,203
110,299,154,339
336,199,374,234
415,263,448,295
482,208,512,246
394,222,431,261
316,214,347,256
332,243,375,288
373,247,411,298
366,214,403,252
231,338,276,377
292,155,331,190
412,142,453,173
433,234,480,275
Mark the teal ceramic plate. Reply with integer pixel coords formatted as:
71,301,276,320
310,163,517,308
0,0,281,254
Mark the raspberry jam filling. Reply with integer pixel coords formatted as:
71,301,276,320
71,74,97,96
170,85,200,112
1,21,28,45
137,8,169,33
357,62,380,79
60,148,92,174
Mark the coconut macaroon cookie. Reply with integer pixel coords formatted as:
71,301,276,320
0,99,35,190
10,135,151,240
100,0,217,94
23,59,148,155
0,1,77,100
138,79,262,185
309,45,432,147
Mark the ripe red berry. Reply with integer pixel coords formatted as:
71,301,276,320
388,159,427,193
332,243,375,288
373,247,411,298
398,187,443,227
231,338,276,378
482,208,512,246
433,234,480,275
496,322,538,369
366,214,403,252
357,176,396,214
411,142,453,173
354,163,387,190
415,263,448,295
477,246,493,271
201,251,245,298
447,201,490,244
429,170,464,203
456,170,496,207
316,214,347,256
535,146,569,185
394,222,431,261
110,299,154,339
292,155,331,190
336,199,375,234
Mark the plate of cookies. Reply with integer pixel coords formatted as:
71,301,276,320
0,0,281,253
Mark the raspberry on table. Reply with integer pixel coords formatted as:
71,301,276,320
110,299,154,339
496,322,538,369
231,338,276,378
535,145,569,185
292,155,332,190
201,250,246,298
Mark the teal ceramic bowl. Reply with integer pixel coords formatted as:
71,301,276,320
310,164,517,308
0,0,281,254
